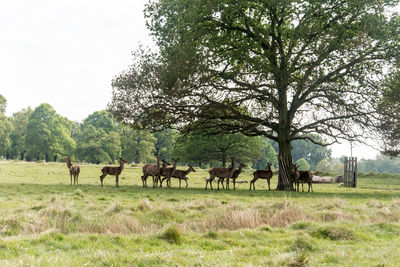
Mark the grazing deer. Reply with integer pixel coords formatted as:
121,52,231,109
160,165,195,188
141,154,162,188
205,157,237,190
157,158,179,188
250,163,273,190
99,157,127,187
299,170,314,192
62,156,80,186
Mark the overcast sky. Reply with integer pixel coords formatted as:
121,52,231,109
0,0,380,159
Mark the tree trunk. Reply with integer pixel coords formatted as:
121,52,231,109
276,131,294,191
222,154,227,168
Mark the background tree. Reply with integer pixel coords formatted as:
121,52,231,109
0,94,6,114
109,0,400,190
25,104,75,161
315,159,333,173
252,138,278,170
295,158,311,171
120,127,156,163
0,115,12,158
154,129,176,160
76,111,121,163
8,107,32,160
379,71,400,156
173,131,262,167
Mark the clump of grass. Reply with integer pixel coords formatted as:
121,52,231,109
205,230,218,239
311,226,355,241
259,225,272,232
266,200,310,227
105,202,123,215
138,199,151,212
290,236,314,252
291,222,312,230
75,189,84,198
161,225,182,244
155,207,175,220
278,252,308,267
1,217,21,236
213,209,262,231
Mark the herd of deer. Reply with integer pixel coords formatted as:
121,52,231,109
62,155,314,192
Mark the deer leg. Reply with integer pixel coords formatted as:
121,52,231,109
100,173,106,187
116,175,119,188
267,178,271,191
179,179,181,188
302,180,304,192
226,178,229,190
185,178,188,188
70,174,73,185
233,178,236,190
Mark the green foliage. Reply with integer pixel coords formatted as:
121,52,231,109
120,128,156,163
253,138,278,169
359,155,400,174
161,225,182,244
154,129,177,160
291,139,331,170
295,158,311,171
7,108,32,160
0,94,6,114
25,104,75,161
316,159,333,173
76,111,121,163
173,131,262,167
0,114,12,158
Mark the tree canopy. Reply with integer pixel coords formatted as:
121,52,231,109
109,0,400,190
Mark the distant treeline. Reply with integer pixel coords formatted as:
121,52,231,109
0,98,337,169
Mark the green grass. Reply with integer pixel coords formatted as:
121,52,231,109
0,161,400,266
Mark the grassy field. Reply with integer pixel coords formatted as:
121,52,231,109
1,161,400,266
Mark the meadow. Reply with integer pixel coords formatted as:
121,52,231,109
1,161,400,266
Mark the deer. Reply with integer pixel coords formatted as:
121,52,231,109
160,165,195,188
249,162,273,190
205,157,237,190
157,158,179,188
141,154,162,188
291,163,301,191
62,156,80,186
99,157,127,187
228,162,246,190
299,169,314,192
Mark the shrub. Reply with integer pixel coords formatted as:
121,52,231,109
295,158,310,171
311,226,355,240
161,225,182,244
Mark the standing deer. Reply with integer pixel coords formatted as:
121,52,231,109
250,163,273,190
157,158,179,188
141,154,162,188
205,157,237,190
227,162,246,190
299,170,314,192
160,165,195,188
291,163,301,191
62,156,80,186
99,157,127,187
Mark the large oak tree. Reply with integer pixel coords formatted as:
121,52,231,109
109,0,400,190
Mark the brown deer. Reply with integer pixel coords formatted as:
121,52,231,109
250,162,273,190
141,154,162,188
62,156,80,186
299,170,314,192
160,165,195,188
99,157,127,187
228,162,246,190
157,158,179,188
291,163,301,191
205,157,237,190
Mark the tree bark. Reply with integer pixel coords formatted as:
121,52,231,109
276,128,294,191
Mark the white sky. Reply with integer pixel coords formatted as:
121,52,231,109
0,0,380,159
